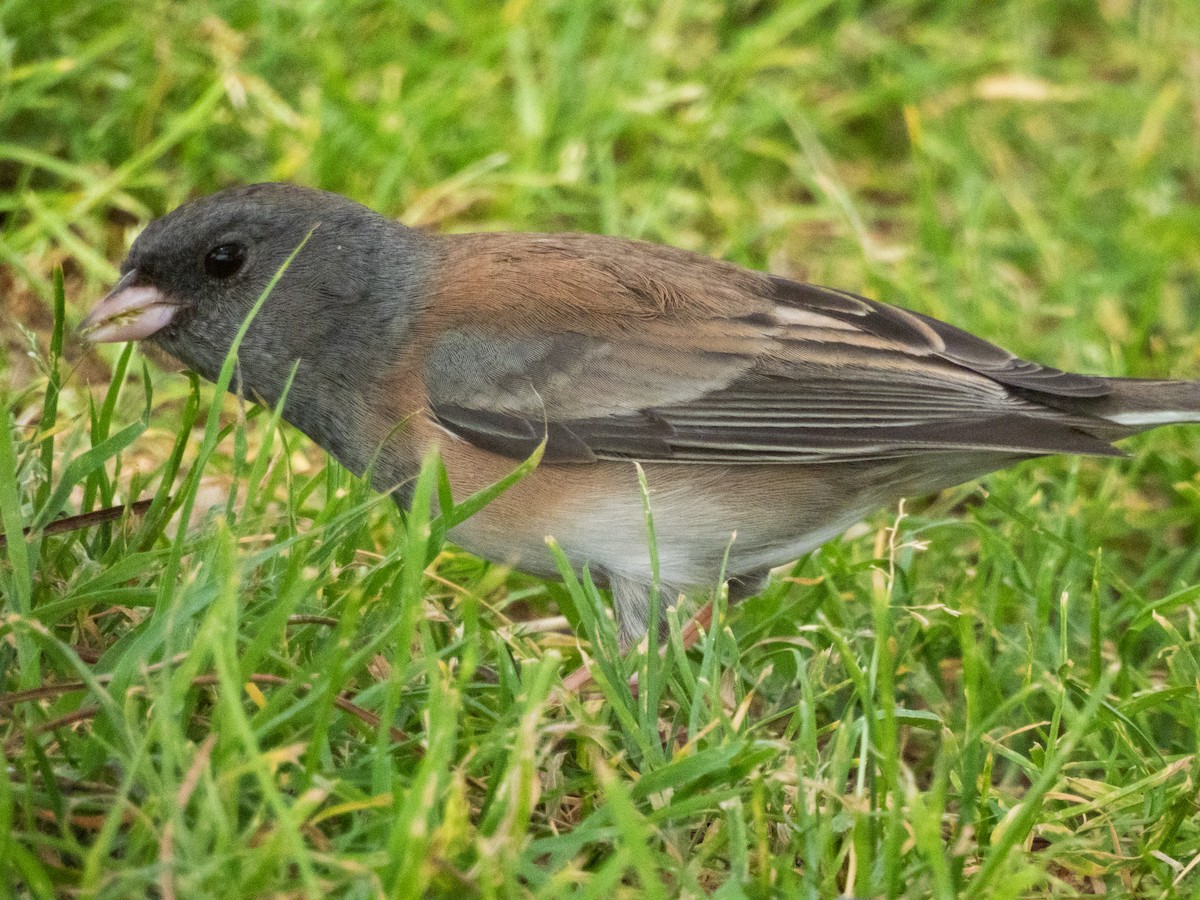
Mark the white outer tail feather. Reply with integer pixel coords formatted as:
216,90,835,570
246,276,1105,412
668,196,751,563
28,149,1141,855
1104,409,1200,427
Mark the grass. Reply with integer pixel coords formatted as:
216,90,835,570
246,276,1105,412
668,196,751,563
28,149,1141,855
3,0,1200,895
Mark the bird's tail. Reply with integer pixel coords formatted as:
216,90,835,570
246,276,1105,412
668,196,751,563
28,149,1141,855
1089,378,1200,435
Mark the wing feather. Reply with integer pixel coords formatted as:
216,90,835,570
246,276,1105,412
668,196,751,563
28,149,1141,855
423,247,1119,464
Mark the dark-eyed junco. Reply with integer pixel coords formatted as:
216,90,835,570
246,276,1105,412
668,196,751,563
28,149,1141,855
81,183,1200,645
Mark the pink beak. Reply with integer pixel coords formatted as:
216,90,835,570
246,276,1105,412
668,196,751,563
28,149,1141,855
80,270,179,343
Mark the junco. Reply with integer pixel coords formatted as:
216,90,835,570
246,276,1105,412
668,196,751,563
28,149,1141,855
81,183,1200,646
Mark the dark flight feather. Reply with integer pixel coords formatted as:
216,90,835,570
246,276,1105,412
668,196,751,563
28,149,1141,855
428,272,1131,465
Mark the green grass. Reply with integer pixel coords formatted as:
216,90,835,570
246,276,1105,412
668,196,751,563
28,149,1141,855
3,0,1200,895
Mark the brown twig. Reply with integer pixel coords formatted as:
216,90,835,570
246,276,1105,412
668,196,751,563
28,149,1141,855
287,615,340,628
5,707,99,749
0,498,155,548
1,672,409,752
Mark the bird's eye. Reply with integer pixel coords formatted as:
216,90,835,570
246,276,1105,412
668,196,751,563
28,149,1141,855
204,243,247,279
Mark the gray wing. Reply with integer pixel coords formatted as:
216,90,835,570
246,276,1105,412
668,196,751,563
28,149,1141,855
426,276,1122,464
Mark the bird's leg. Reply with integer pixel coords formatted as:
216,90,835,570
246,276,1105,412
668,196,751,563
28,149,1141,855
612,574,666,650
726,570,769,605
559,574,661,694
559,570,768,693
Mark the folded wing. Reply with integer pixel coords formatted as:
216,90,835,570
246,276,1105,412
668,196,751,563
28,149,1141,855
424,240,1121,464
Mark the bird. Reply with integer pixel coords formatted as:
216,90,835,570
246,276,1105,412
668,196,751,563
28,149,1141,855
80,182,1200,649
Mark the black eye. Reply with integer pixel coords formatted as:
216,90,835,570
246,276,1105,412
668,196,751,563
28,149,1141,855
204,243,247,279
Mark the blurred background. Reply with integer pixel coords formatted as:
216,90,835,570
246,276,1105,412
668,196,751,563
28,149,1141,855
4,0,1199,387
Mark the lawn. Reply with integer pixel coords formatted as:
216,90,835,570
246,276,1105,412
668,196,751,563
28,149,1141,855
3,1,1200,896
